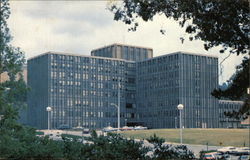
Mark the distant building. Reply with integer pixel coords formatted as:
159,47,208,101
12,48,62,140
91,43,153,61
218,100,244,128
27,44,219,129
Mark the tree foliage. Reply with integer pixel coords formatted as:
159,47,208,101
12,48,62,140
109,0,249,55
0,0,27,122
1,130,196,159
85,132,149,160
212,57,249,100
0,0,28,151
146,134,195,160
109,0,250,118
212,57,250,119
147,133,165,146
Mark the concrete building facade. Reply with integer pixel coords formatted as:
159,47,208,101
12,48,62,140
27,44,219,129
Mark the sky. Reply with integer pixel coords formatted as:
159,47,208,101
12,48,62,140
8,1,245,84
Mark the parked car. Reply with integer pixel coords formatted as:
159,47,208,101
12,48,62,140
82,128,90,134
58,124,70,130
73,126,83,130
210,152,223,159
102,126,117,132
203,153,216,160
221,154,231,160
121,126,133,131
238,155,250,160
217,146,237,154
235,147,250,155
134,126,148,130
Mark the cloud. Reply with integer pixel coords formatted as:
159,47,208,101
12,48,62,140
8,1,244,84
22,1,114,27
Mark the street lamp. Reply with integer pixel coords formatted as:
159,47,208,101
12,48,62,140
46,106,52,130
110,82,121,131
175,117,177,129
125,119,127,126
177,104,184,145
111,103,120,131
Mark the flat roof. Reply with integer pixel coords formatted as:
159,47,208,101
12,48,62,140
28,51,135,63
138,51,218,62
91,43,153,52
219,100,244,103
29,50,218,63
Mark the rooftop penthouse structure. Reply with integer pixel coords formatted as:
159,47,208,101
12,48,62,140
91,43,153,61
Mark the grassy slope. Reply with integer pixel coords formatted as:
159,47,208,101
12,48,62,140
120,128,250,147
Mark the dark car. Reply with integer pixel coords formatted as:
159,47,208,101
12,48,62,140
58,124,70,130
82,128,90,134
238,155,250,160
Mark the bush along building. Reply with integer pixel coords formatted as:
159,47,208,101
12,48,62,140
27,44,219,129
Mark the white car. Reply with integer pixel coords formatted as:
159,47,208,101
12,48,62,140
102,126,118,132
235,147,250,155
209,152,223,159
217,146,237,154
134,126,148,130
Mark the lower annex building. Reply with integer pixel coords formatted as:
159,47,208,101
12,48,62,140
27,44,219,129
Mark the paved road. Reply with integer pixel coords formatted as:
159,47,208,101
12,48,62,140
185,144,220,157
170,143,239,159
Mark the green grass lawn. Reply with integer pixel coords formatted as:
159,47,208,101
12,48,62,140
120,128,250,147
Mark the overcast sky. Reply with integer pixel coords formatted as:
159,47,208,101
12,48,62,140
8,1,244,84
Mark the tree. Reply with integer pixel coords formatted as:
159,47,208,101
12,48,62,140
0,0,26,123
85,132,149,159
146,134,195,160
109,0,250,118
109,0,249,55
212,57,249,119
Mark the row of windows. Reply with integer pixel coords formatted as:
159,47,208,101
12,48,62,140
51,82,126,91
138,64,180,74
219,103,243,109
51,54,126,66
138,54,217,67
51,90,124,98
138,74,179,82
51,63,126,72
51,111,136,119
51,98,129,106
140,110,178,118
51,74,125,83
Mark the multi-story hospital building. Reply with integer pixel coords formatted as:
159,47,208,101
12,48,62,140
27,44,220,129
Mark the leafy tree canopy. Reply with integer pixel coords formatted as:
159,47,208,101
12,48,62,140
212,57,249,119
109,0,250,119
109,0,249,55
0,0,26,122
212,57,249,100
